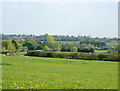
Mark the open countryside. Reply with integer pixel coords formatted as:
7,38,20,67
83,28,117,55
1,1,118,90
1,34,119,89
2,56,118,89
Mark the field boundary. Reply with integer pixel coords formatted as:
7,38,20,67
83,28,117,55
26,51,119,62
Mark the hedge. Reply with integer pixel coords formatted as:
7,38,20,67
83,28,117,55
26,50,119,62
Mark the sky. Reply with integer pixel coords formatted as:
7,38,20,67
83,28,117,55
1,0,118,38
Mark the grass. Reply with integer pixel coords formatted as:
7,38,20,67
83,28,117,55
106,41,118,47
60,41,80,44
2,55,118,89
95,50,108,54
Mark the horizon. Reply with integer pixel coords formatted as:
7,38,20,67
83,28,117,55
1,33,118,38
1,2,118,38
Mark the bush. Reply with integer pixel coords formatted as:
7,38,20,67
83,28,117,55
107,54,118,61
46,52,54,57
80,53,98,60
98,54,108,61
26,50,119,61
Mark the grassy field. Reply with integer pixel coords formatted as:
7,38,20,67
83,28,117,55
95,50,108,54
60,41,80,44
2,55,118,89
106,41,118,47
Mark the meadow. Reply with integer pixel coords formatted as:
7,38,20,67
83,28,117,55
2,55,118,89
94,50,108,54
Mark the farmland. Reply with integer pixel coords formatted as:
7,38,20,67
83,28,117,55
2,55,118,89
1,1,119,90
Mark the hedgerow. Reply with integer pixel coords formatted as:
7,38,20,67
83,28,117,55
26,50,119,61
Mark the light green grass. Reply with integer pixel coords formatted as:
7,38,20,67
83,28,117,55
60,41,80,44
95,50,108,54
2,56,118,89
106,41,118,47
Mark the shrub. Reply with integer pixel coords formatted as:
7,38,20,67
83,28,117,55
26,50,119,61
46,52,54,57
80,53,98,60
98,54,108,61
107,54,118,61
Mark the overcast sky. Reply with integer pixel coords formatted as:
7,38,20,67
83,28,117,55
1,1,118,38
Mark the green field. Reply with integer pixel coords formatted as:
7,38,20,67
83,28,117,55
95,50,108,54
2,56,118,89
106,41,118,47
60,41,80,44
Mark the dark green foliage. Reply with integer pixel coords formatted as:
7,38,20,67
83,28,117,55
23,39,34,50
36,41,43,50
61,44,71,52
98,54,108,61
107,54,118,61
28,37,38,49
80,41,106,47
26,51,119,61
46,52,54,57
80,53,98,60
12,40,18,51
1,40,22,53
78,43,95,53
2,34,118,42
2,40,9,49
78,48,95,53
1,34,118,54
90,48,94,53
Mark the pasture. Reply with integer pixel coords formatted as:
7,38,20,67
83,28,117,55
95,50,108,54
2,55,118,89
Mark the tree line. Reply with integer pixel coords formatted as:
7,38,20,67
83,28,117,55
1,34,119,54
1,36,96,53
1,34,118,42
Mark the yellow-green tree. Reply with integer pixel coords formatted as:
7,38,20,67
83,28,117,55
44,36,60,52
7,42,16,53
29,37,38,49
71,46,78,52
16,43,22,52
53,42,61,52
43,46,52,51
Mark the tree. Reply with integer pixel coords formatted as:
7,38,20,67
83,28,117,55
44,36,55,49
23,39,34,50
119,43,120,54
71,46,78,52
12,40,18,52
2,40,10,50
28,37,38,49
79,43,87,50
7,42,16,53
19,39,25,44
78,43,95,53
43,46,52,51
110,43,120,54
36,41,44,50
53,42,61,52
43,36,60,52
16,43,22,52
